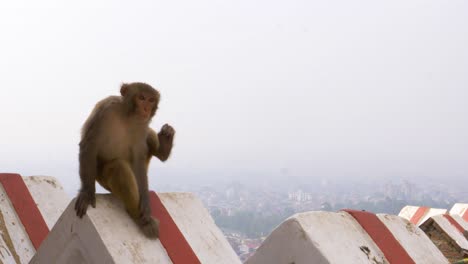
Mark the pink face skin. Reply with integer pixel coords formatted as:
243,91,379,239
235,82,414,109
135,92,157,121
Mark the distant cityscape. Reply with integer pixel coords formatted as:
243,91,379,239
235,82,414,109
156,176,468,261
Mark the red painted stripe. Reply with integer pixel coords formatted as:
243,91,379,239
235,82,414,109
443,214,466,234
0,173,49,249
344,210,415,264
409,206,429,225
150,191,201,264
462,209,468,222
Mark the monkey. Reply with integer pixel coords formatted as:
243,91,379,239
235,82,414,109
74,82,175,239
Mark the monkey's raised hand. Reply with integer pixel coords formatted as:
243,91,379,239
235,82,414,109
160,124,175,138
152,124,175,162
75,191,96,218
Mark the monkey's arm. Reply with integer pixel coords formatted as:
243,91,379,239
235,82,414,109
135,160,151,217
75,142,98,217
147,129,160,157
148,124,175,162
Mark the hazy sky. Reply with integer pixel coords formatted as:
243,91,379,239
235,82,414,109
0,1,467,193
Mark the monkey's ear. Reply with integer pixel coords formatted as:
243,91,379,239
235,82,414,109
120,83,129,96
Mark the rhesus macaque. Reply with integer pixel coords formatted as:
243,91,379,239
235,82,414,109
75,82,175,239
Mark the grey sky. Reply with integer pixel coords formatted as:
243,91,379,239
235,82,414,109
0,1,467,193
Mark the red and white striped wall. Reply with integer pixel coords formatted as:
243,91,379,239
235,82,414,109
31,192,241,264
450,203,468,222
420,214,468,253
0,173,70,264
245,210,448,264
399,205,447,226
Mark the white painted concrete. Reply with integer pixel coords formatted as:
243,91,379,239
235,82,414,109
450,203,468,219
399,206,420,221
24,176,70,229
421,208,448,225
158,193,241,264
430,215,468,251
32,193,241,264
31,195,171,264
245,211,389,264
376,214,449,263
0,184,33,264
450,215,468,230
0,176,69,264
398,206,447,226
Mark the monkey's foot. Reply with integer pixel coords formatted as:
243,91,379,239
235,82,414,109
140,217,160,239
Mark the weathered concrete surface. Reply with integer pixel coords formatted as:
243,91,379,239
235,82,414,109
450,203,468,221
0,183,28,263
376,214,449,263
420,214,468,262
24,176,70,229
245,211,389,264
31,195,169,264
399,205,447,226
31,193,240,264
246,211,450,264
0,175,69,264
158,192,240,264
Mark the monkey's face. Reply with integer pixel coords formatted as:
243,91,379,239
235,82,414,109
134,91,158,121
121,82,160,122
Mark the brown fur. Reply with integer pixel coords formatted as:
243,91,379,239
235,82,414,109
75,82,175,239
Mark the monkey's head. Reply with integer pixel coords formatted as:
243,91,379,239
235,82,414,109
120,82,160,122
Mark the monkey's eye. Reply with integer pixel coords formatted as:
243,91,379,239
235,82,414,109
139,95,145,100
149,98,155,103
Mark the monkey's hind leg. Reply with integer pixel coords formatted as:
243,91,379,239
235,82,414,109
100,160,159,238
99,160,140,218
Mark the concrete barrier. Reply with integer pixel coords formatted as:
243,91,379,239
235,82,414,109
0,173,70,264
375,213,449,263
31,192,241,264
399,205,447,226
245,210,448,264
450,204,468,222
420,214,468,263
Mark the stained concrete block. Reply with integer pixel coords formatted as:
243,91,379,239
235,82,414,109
31,193,241,264
376,214,448,263
245,211,389,264
23,176,71,229
450,203,468,222
0,174,70,264
420,214,468,262
246,211,448,264
157,192,240,264
399,205,447,226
